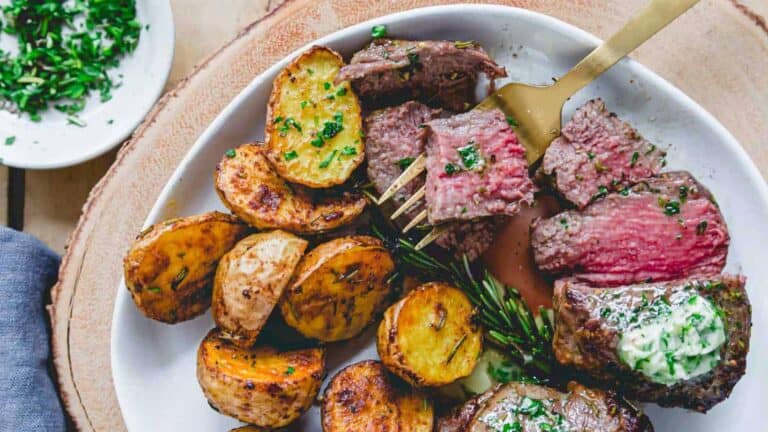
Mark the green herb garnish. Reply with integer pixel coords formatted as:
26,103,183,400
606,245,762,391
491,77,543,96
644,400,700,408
444,163,458,175
341,146,357,156
0,0,142,120
696,220,708,235
457,142,484,171
396,157,414,170
225,149,236,158
371,25,387,38
4,136,15,146
319,150,337,168
505,116,518,127
285,366,295,375
283,150,298,161
630,151,639,167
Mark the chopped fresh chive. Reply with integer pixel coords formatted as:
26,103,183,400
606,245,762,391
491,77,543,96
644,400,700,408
336,87,347,96
323,82,331,90
371,25,387,38
285,366,295,375
319,150,338,168
225,149,237,158
444,163,458,176
0,1,142,120
284,150,298,161
4,136,15,146
696,220,708,235
396,157,415,170
147,286,161,294
505,116,518,127
341,146,357,156
300,100,308,109
630,151,639,167
457,142,484,170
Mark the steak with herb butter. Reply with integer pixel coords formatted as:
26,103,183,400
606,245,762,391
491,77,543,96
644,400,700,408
437,381,653,432
365,101,499,260
336,39,506,112
552,274,750,412
539,99,667,209
425,108,535,224
531,171,729,286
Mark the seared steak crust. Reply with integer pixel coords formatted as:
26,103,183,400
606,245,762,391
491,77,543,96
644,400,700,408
552,274,750,412
437,382,653,432
531,171,729,286
364,101,498,260
337,39,506,111
539,99,666,209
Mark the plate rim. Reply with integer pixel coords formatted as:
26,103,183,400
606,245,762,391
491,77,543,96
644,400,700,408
110,4,768,430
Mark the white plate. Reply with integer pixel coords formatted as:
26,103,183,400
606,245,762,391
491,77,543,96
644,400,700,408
111,5,768,431
0,0,174,169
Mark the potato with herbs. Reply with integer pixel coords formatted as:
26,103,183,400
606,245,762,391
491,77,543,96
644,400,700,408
123,212,249,323
280,236,395,342
322,360,434,432
197,329,325,428
378,282,483,387
266,46,365,188
213,230,307,348
215,143,366,234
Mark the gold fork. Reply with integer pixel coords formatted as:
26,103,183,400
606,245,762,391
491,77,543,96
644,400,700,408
376,0,700,250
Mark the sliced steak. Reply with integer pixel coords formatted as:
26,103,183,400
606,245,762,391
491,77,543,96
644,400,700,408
425,108,535,224
539,99,667,209
531,171,729,286
365,101,498,260
552,274,750,412
437,381,653,432
337,39,506,111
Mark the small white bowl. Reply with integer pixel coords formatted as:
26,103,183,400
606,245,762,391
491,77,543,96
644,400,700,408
0,0,174,169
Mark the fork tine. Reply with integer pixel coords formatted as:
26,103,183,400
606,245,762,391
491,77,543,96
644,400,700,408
402,210,427,233
376,154,427,205
390,186,426,220
415,224,451,250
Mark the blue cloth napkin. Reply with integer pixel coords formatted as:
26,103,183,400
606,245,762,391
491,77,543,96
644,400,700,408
0,227,65,432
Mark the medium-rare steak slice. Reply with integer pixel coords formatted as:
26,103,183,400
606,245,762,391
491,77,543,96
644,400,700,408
531,171,729,286
437,381,653,432
552,274,750,412
425,108,535,224
365,101,498,260
539,99,667,209
336,39,506,111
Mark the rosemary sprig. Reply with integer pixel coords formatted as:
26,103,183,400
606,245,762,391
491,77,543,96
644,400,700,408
374,227,555,378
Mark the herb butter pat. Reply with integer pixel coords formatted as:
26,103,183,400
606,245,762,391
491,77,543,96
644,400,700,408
617,293,726,385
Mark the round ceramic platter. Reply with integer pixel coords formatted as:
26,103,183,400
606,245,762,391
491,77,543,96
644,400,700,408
0,0,174,169
111,5,768,431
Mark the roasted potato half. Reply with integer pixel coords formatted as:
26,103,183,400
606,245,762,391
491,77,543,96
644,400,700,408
280,236,395,342
266,46,364,188
123,211,249,323
213,230,308,348
229,427,266,432
215,143,366,234
197,329,325,428
378,282,483,387
322,360,433,432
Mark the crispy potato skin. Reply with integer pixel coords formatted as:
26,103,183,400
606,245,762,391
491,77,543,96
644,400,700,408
280,236,395,342
212,231,308,348
123,212,249,323
197,329,325,428
321,360,433,432
215,143,366,234
378,282,483,387
266,46,364,188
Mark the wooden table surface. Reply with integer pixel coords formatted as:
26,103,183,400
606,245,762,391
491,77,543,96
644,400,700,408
1,0,766,252
0,0,279,252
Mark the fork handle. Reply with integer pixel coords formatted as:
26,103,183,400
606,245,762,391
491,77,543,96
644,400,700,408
552,0,700,99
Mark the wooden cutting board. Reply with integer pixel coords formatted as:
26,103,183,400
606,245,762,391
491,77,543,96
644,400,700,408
50,0,768,430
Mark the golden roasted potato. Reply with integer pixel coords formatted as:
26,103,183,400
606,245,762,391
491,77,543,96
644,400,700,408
215,143,366,234
377,282,483,387
123,212,249,323
322,360,433,432
280,236,395,342
197,329,325,428
266,46,364,188
229,427,266,432
213,231,308,348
